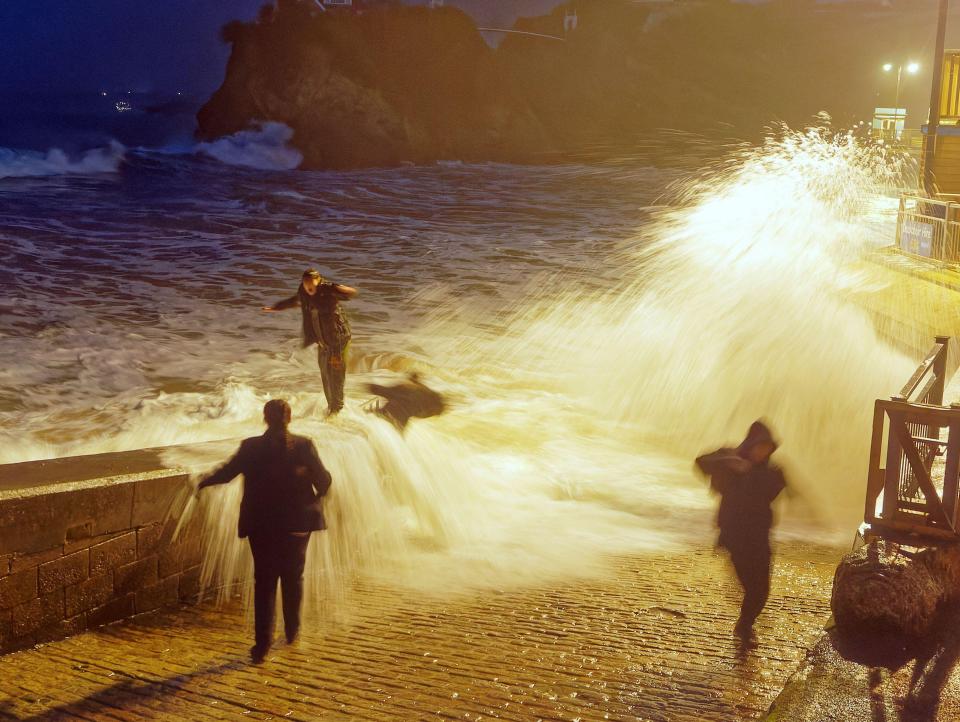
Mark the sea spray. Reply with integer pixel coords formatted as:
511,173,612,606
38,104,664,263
436,125,917,528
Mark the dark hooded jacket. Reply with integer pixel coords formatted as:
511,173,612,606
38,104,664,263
273,282,352,353
695,422,786,549
198,430,332,538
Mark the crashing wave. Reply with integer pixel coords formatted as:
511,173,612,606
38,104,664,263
196,122,302,171
0,141,125,179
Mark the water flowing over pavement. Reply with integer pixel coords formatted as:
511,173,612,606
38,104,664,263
0,545,840,721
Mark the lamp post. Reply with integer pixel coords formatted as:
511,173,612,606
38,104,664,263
882,61,920,138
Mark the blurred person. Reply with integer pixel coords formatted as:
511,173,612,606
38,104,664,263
695,420,787,643
366,372,447,430
197,399,332,663
264,269,358,414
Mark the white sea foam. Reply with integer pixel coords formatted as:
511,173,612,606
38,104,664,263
0,141,125,179
196,122,302,170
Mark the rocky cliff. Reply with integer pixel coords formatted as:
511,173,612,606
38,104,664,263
198,0,938,169
198,2,554,168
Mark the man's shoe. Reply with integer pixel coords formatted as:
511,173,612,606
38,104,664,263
734,619,758,648
250,643,270,664
286,629,300,645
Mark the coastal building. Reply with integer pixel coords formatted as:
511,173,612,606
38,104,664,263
923,50,960,194
872,106,907,141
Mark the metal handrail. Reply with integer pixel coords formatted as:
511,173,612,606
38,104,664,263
865,336,959,544
895,193,960,264
896,338,949,402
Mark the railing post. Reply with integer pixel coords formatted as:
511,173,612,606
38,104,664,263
896,195,905,251
933,335,950,406
865,401,887,524
882,407,904,521
941,214,949,262
944,407,960,529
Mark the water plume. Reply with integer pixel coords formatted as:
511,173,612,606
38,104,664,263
477,125,917,528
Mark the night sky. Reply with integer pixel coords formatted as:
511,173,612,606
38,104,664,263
0,1,564,97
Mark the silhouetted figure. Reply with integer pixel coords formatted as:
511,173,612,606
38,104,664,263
366,372,447,430
264,269,357,414
695,420,786,641
197,399,332,663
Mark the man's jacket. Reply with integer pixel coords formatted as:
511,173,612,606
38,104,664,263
695,448,786,549
199,431,332,538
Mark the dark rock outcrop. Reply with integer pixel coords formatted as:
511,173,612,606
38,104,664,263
198,2,554,168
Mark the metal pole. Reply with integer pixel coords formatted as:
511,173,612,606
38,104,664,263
924,0,950,196
895,64,903,139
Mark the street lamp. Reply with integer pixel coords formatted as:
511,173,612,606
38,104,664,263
883,61,921,135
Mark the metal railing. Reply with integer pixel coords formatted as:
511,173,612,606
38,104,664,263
894,194,960,264
874,128,925,150
864,336,960,543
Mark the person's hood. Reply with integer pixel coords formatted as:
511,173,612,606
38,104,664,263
737,420,778,455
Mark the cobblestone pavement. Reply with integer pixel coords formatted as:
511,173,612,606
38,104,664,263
0,544,841,721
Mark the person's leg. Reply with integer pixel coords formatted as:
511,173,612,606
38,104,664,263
249,534,281,660
318,346,335,410
327,346,347,412
279,532,311,644
731,544,771,633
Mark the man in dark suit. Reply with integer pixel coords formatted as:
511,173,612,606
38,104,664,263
197,399,332,663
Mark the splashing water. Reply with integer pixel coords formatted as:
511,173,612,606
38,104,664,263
1,124,933,615
196,122,303,170
155,126,925,614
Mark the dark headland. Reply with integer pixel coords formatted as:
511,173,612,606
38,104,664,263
197,0,936,170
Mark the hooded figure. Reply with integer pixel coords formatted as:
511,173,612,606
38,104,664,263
695,420,787,639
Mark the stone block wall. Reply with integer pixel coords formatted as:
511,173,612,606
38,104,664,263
0,451,203,654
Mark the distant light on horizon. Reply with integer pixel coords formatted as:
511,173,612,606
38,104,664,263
907,62,921,74
883,63,894,72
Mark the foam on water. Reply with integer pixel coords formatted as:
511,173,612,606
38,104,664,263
0,141,125,179
196,122,303,170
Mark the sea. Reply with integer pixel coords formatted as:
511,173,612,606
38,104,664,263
0,99,917,600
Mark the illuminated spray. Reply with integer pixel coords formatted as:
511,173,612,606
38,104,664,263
159,126,930,617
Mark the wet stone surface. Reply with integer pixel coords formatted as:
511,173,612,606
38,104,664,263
0,544,839,721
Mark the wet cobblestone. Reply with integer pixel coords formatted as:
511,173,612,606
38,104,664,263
0,544,840,721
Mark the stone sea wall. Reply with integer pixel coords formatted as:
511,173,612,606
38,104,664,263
0,449,201,654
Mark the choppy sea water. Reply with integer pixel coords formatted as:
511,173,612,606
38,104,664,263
0,129,914,598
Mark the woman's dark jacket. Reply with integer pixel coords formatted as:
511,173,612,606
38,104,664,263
273,283,352,354
198,431,332,538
